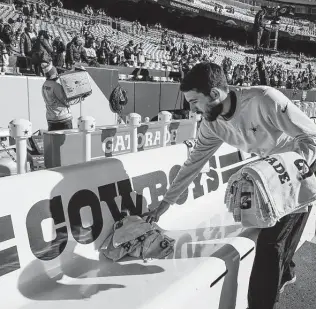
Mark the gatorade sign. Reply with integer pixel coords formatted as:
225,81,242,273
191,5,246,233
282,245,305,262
101,127,178,155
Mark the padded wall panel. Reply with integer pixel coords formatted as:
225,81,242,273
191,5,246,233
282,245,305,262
71,71,117,127
160,82,183,111
86,67,118,99
134,82,160,119
27,77,47,131
0,76,28,127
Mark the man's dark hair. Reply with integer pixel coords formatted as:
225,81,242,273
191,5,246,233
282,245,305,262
180,62,228,95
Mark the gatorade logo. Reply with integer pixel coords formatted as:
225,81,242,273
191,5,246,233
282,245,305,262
101,128,178,155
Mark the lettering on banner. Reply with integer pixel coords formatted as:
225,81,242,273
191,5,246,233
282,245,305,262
98,183,122,222
68,190,103,244
0,215,20,276
132,171,168,212
116,179,144,216
0,160,220,275
102,129,178,155
26,196,68,261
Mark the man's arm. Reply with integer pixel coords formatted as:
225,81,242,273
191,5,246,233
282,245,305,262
163,120,223,205
260,87,316,167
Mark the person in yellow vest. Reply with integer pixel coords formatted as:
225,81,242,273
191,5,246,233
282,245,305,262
41,62,84,131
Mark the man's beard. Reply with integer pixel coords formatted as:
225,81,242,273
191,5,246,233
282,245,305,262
204,103,223,122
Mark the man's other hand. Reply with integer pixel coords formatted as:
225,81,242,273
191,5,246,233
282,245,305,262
141,200,170,224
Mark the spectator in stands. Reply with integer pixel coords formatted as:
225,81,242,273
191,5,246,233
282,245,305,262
32,30,53,76
94,37,101,50
52,36,65,68
22,2,30,18
124,40,134,66
84,29,94,43
286,76,293,89
0,18,4,36
0,37,8,74
97,34,112,65
133,42,143,57
81,21,88,36
14,0,24,10
222,56,232,80
41,62,84,131
170,43,178,61
29,3,37,18
65,36,87,69
56,0,63,9
84,37,98,66
16,13,24,23
20,20,37,59
109,45,121,65
137,48,146,67
14,27,22,48
143,61,316,309
46,4,52,21
36,2,45,19
0,18,15,55
253,9,266,49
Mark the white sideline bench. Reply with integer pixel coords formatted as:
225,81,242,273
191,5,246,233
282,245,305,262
14,232,255,309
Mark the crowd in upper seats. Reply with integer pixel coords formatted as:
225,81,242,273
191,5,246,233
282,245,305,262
0,0,64,73
0,0,315,91
221,55,316,90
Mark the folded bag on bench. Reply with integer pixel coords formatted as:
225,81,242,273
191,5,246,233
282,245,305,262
100,215,175,262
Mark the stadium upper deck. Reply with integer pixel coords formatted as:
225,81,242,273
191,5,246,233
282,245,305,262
233,0,316,17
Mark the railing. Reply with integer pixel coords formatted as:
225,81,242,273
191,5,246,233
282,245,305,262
2,111,201,175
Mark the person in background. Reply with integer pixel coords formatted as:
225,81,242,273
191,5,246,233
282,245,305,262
143,62,316,309
16,13,24,23
30,3,37,19
41,63,87,131
253,9,266,50
52,36,65,68
0,37,8,74
84,37,98,66
32,30,53,76
109,45,121,65
98,34,113,65
65,36,88,70
124,40,134,66
1,18,15,55
20,20,37,71
22,2,30,18
0,18,4,36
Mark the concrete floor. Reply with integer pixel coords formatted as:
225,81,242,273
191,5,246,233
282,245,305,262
276,237,316,309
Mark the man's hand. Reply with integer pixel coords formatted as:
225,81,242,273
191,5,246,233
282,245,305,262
141,200,170,224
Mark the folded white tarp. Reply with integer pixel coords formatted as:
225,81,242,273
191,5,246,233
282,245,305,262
225,152,316,228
